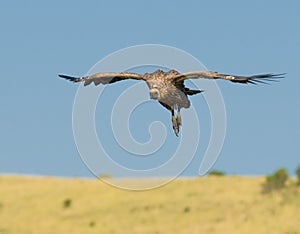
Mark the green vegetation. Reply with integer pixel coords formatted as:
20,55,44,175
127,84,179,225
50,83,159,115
296,166,300,185
208,170,226,176
183,206,191,213
262,168,289,194
63,198,72,208
0,175,300,234
89,221,95,227
98,173,112,179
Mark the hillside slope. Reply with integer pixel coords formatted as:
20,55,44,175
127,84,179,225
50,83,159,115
0,176,300,234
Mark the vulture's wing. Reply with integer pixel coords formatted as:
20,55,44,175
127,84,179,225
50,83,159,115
173,71,285,84
59,72,144,86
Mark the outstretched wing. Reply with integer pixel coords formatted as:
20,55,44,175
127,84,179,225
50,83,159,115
59,72,144,86
173,71,285,84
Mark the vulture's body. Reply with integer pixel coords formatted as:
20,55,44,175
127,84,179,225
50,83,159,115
59,69,284,136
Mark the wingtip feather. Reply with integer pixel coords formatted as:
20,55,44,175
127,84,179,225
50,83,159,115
58,74,84,83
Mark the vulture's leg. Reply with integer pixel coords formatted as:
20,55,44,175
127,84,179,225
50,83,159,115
177,108,182,128
172,109,179,137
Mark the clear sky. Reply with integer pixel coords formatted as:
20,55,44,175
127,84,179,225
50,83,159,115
0,0,299,178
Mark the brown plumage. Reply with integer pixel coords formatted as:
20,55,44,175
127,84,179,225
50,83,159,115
59,69,284,136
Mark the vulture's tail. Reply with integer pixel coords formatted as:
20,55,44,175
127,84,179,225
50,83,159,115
186,88,204,96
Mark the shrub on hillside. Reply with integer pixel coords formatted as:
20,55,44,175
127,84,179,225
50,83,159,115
296,166,300,185
63,198,72,208
208,170,226,176
262,168,289,194
98,173,112,179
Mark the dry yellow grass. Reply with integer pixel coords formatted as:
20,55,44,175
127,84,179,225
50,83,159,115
0,175,300,234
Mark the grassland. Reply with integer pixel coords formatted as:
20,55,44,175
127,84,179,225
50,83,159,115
0,175,300,234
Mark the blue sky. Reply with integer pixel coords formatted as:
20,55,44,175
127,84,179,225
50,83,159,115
0,1,299,178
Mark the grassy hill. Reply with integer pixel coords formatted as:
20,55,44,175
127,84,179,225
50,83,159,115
0,175,300,234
